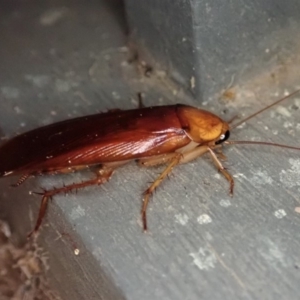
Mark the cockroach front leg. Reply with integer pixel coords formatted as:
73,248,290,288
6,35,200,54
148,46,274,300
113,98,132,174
214,148,227,161
28,166,114,237
179,145,234,195
140,146,220,230
207,147,234,195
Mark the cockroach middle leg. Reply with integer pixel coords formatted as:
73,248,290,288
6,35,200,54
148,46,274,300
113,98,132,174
28,166,114,238
207,147,234,195
142,153,182,231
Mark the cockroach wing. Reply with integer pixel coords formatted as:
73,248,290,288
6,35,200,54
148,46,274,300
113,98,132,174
0,105,191,176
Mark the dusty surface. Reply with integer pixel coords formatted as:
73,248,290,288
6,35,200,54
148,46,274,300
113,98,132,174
0,221,61,300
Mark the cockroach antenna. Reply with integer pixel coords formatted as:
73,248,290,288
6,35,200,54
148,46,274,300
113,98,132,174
226,89,300,151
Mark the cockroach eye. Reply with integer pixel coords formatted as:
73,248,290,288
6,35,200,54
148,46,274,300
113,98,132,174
215,130,230,145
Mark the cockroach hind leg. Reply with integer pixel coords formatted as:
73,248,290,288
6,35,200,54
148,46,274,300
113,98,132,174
141,154,182,231
11,174,30,187
27,194,49,239
28,167,114,236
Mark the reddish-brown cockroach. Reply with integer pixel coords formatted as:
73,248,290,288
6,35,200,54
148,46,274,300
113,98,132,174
0,90,300,236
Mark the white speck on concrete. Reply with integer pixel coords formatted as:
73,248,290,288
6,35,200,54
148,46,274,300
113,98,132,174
189,247,216,270
294,98,300,107
190,76,195,89
276,106,291,117
1,86,19,99
219,199,232,207
197,214,212,224
24,74,51,88
40,8,68,26
233,173,247,179
274,209,287,219
259,238,287,267
272,129,278,135
214,173,221,179
55,79,71,92
175,213,189,225
236,123,246,129
279,158,300,188
41,117,54,126
112,91,121,100
55,79,73,93
14,106,23,114
92,247,102,260
250,170,273,185
70,205,86,220
283,121,293,129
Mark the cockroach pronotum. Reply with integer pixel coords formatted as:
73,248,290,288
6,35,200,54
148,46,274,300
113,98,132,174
0,90,299,237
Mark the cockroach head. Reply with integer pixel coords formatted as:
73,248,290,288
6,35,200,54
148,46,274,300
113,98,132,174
176,105,230,144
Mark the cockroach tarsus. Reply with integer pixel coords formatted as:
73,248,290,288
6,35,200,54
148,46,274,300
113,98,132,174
0,90,300,237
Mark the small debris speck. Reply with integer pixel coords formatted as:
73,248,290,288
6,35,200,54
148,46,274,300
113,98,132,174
276,106,291,117
274,209,287,219
1,86,19,99
189,247,216,270
175,213,189,225
40,8,67,26
197,214,212,224
219,199,231,207
190,76,195,89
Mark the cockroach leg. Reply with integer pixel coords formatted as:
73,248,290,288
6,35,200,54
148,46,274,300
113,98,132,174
207,147,234,195
215,148,227,161
138,153,176,167
142,153,182,231
28,166,114,238
178,145,211,164
11,174,31,187
141,145,233,230
137,92,145,108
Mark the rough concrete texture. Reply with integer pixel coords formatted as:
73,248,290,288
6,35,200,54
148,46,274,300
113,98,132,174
0,0,300,300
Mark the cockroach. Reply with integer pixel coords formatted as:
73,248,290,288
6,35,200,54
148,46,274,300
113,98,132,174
0,90,300,237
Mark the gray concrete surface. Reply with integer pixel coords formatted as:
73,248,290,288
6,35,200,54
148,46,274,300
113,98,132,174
0,1,300,300
125,0,300,100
